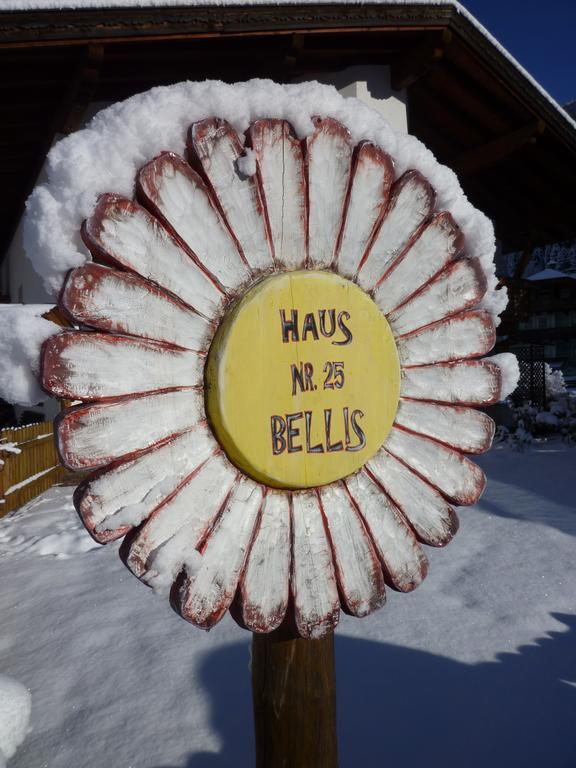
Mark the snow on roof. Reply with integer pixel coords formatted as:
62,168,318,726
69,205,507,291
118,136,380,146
527,269,576,281
2,0,575,142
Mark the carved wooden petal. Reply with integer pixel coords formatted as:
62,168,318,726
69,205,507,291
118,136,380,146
397,310,496,367
137,152,251,292
188,118,274,272
127,453,237,587
82,194,223,320
344,470,428,592
75,425,215,544
395,399,495,454
374,212,464,315
61,263,212,352
387,257,487,337
306,118,352,269
358,170,435,291
335,141,393,279
291,492,340,639
400,360,503,405
42,332,203,401
366,449,459,547
178,477,264,630
318,484,386,617
57,389,204,471
237,491,291,633
384,427,486,506
248,119,307,270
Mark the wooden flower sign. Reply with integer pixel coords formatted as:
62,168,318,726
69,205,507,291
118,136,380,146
42,114,501,639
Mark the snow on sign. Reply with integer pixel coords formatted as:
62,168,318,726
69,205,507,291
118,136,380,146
17,81,515,639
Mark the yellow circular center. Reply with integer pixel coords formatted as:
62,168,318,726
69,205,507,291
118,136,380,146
205,270,400,489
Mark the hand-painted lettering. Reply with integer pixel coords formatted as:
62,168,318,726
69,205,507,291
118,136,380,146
280,309,353,345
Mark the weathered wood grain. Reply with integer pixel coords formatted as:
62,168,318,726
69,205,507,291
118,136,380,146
384,426,486,506
367,449,459,547
188,118,274,272
358,170,435,290
138,152,251,291
57,389,204,471
335,141,393,278
291,492,340,639
395,399,495,454
82,193,224,320
178,477,264,629
75,425,216,543
61,263,212,351
42,332,203,401
252,629,337,768
388,257,487,336
400,359,503,405
127,453,238,591
344,470,428,592
318,483,385,617
397,309,496,367
248,119,307,270
374,212,464,314
237,491,291,633
306,117,352,268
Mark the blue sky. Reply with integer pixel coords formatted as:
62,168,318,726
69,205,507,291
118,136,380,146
461,0,575,106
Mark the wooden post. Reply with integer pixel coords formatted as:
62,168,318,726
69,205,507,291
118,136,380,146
251,627,338,768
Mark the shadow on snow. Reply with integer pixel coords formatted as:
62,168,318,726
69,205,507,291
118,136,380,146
155,612,576,768
474,447,576,537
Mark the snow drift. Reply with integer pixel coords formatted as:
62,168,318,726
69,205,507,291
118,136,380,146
0,675,31,768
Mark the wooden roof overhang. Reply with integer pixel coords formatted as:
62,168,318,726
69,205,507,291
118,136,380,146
1,2,576,266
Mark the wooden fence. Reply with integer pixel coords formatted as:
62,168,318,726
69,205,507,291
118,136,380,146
0,421,66,517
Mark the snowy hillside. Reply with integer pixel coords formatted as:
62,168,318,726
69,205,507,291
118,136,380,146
0,442,575,767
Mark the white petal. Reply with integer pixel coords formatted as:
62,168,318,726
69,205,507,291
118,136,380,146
318,483,385,617
76,425,215,542
62,264,212,351
367,449,458,546
128,452,237,583
307,118,352,269
248,119,306,270
291,491,340,638
179,477,264,629
374,212,464,315
138,152,250,292
384,427,486,506
83,194,223,320
335,142,393,279
397,310,496,366
344,470,427,592
189,119,274,272
358,171,434,291
238,491,291,633
43,332,202,400
395,399,495,454
58,389,204,470
388,257,486,336
400,360,502,405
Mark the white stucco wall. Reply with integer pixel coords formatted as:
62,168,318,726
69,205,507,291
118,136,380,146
294,65,408,133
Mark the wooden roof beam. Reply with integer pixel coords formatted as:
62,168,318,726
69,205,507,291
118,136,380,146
390,29,451,90
451,119,546,176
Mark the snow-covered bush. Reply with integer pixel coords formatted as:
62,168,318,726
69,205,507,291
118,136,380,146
494,377,576,448
545,363,567,400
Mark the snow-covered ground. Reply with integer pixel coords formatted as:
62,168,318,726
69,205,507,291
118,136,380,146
1,442,575,767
